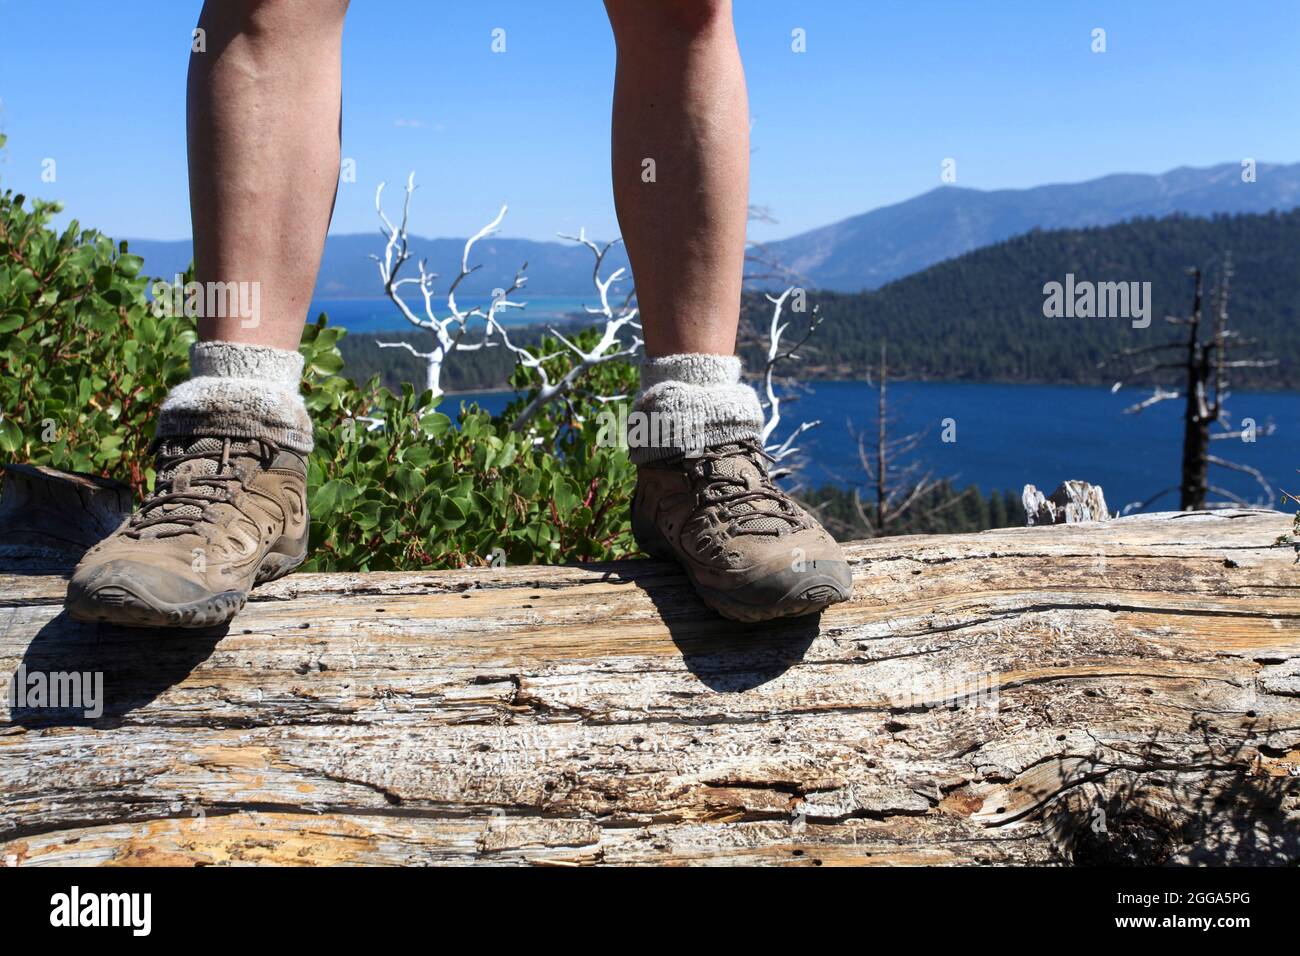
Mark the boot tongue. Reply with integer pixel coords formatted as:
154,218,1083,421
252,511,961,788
696,444,793,534
705,448,763,488
156,436,226,481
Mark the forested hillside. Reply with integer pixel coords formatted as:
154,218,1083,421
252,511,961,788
336,210,1300,393
740,209,1300,389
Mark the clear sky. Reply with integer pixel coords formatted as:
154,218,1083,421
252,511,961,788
1,0,1298,243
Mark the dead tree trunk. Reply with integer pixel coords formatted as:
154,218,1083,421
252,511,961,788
1179,270,1210,510
1180,405,1211,511
0,465,131,567
875,339,887,531
1,509,1296,866
1108,259,1278,512
852,339,946,536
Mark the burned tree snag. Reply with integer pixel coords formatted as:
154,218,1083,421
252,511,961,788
1105,257,1278,513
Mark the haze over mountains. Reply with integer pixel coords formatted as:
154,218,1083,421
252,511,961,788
125,233,636,305
128,160,1300,298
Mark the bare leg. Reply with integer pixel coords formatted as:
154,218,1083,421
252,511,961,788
603,0,750,358
187,0,349,351
67,1,347,629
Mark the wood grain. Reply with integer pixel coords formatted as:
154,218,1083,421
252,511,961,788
2,509,1297,866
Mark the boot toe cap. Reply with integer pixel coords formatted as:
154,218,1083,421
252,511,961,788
67,559,216,624
701,558,854,622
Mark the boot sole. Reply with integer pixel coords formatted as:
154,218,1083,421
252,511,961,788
638,531,852,623
66,540,308,630
693,561,854,623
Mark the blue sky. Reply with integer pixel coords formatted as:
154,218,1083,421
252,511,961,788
1,0,1298,243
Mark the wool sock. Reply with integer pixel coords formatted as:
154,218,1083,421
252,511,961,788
156,341,314,454
627,353,763,465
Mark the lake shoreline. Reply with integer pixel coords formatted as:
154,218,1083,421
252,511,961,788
442,378,1300,398
444,380,1298,511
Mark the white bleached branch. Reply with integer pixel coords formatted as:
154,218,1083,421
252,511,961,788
758,286,823,468
371,173,518,398
1206,454,1275,505
495,229,643,432
1122,386,1180,415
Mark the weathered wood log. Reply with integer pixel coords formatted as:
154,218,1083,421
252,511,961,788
0,464,131,567
1022,479,1110,525
1,509,1296,866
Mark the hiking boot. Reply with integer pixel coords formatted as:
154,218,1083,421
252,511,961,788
631,438,852,622
66,435,309,628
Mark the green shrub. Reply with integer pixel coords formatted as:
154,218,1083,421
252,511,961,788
1,145,640,571
0,142,194,493
300,319,638,571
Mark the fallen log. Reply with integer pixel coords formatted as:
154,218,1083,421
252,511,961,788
0,465,131,567
1,509,1297,866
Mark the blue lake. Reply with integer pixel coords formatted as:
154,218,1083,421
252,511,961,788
315,302,1296,509
310,295,598,333
444,380,1298,512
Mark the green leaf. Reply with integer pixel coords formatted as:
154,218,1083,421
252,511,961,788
552,475,579,512
310,478,353,514
394,466,425,502
308,350,344,376
14,269,40,295
352,500,382,530
436,494,468,531
0,419,23,453
420,411,452,438
116,253,144,278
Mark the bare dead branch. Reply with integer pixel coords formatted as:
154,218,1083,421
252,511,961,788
1122,387,1180,415
1207,454,1275,504
501,229,643,431
758,286,824,465
373,174,519,398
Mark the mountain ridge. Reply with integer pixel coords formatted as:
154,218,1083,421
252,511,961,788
127,159,1300,297
762,160,1300,291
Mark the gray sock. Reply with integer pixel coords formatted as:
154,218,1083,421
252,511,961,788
627,353,763,465
156,341,314,454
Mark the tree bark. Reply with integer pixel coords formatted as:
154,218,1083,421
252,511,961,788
876,339,887,533
1180,399,1210,511
1,510,1296,866
0,465,131,567
1179,270,1209,511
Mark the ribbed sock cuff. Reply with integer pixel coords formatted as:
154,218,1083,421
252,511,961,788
628,353,763,465
157,341,314,454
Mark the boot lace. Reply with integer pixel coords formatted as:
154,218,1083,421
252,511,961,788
124,436,280,539
683,438,808,537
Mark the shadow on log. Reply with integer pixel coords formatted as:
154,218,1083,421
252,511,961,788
0,508,1296,866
